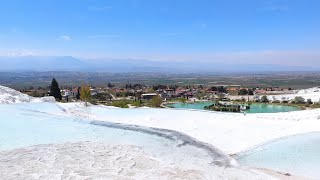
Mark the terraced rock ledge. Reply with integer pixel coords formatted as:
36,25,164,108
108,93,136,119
0,142,275,180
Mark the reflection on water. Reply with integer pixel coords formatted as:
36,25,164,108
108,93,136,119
236,132,320,179
167,102,299,113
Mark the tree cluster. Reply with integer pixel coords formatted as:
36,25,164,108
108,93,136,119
150,95,163,107
210,86,227,93
50,78,62,100
80,85,91,106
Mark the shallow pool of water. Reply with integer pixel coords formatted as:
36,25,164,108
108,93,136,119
0,103,225,169
236,132,320,179
167,102,299,113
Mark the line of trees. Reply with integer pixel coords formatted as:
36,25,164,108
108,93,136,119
210,86,227,93
239,89,254,95
49,79,92,106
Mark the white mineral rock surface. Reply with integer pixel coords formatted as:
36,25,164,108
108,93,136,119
64,104,320,155
0,142,273,180
0,85,55,104
1,85,319,179
266,87,320,102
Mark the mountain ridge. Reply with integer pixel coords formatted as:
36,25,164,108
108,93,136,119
0,56,316,73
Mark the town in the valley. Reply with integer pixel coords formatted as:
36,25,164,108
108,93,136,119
19,78,318,111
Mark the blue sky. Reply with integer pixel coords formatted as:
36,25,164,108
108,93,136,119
0,0,319,66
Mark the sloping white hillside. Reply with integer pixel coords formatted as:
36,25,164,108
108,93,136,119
0,85,55,104
265,87,320,102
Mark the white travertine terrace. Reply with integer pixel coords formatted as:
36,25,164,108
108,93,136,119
65,104,320,155
266,87,320,102
2,85,320,179
0,85,55,104
0,142,273,180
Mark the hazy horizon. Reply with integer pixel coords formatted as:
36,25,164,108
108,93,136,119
1,55,319,73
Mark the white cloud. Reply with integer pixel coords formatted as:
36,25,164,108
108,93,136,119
59,35,72,41
0,48,57,57
0,28,17,38
0,49,36,56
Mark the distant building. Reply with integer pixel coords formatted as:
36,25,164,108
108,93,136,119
141,93,158,100
254,90,267,94
62,89,71,97
90,88,97,96
227,85,241,95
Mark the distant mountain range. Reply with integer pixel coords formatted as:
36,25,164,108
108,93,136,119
0,56,317,73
